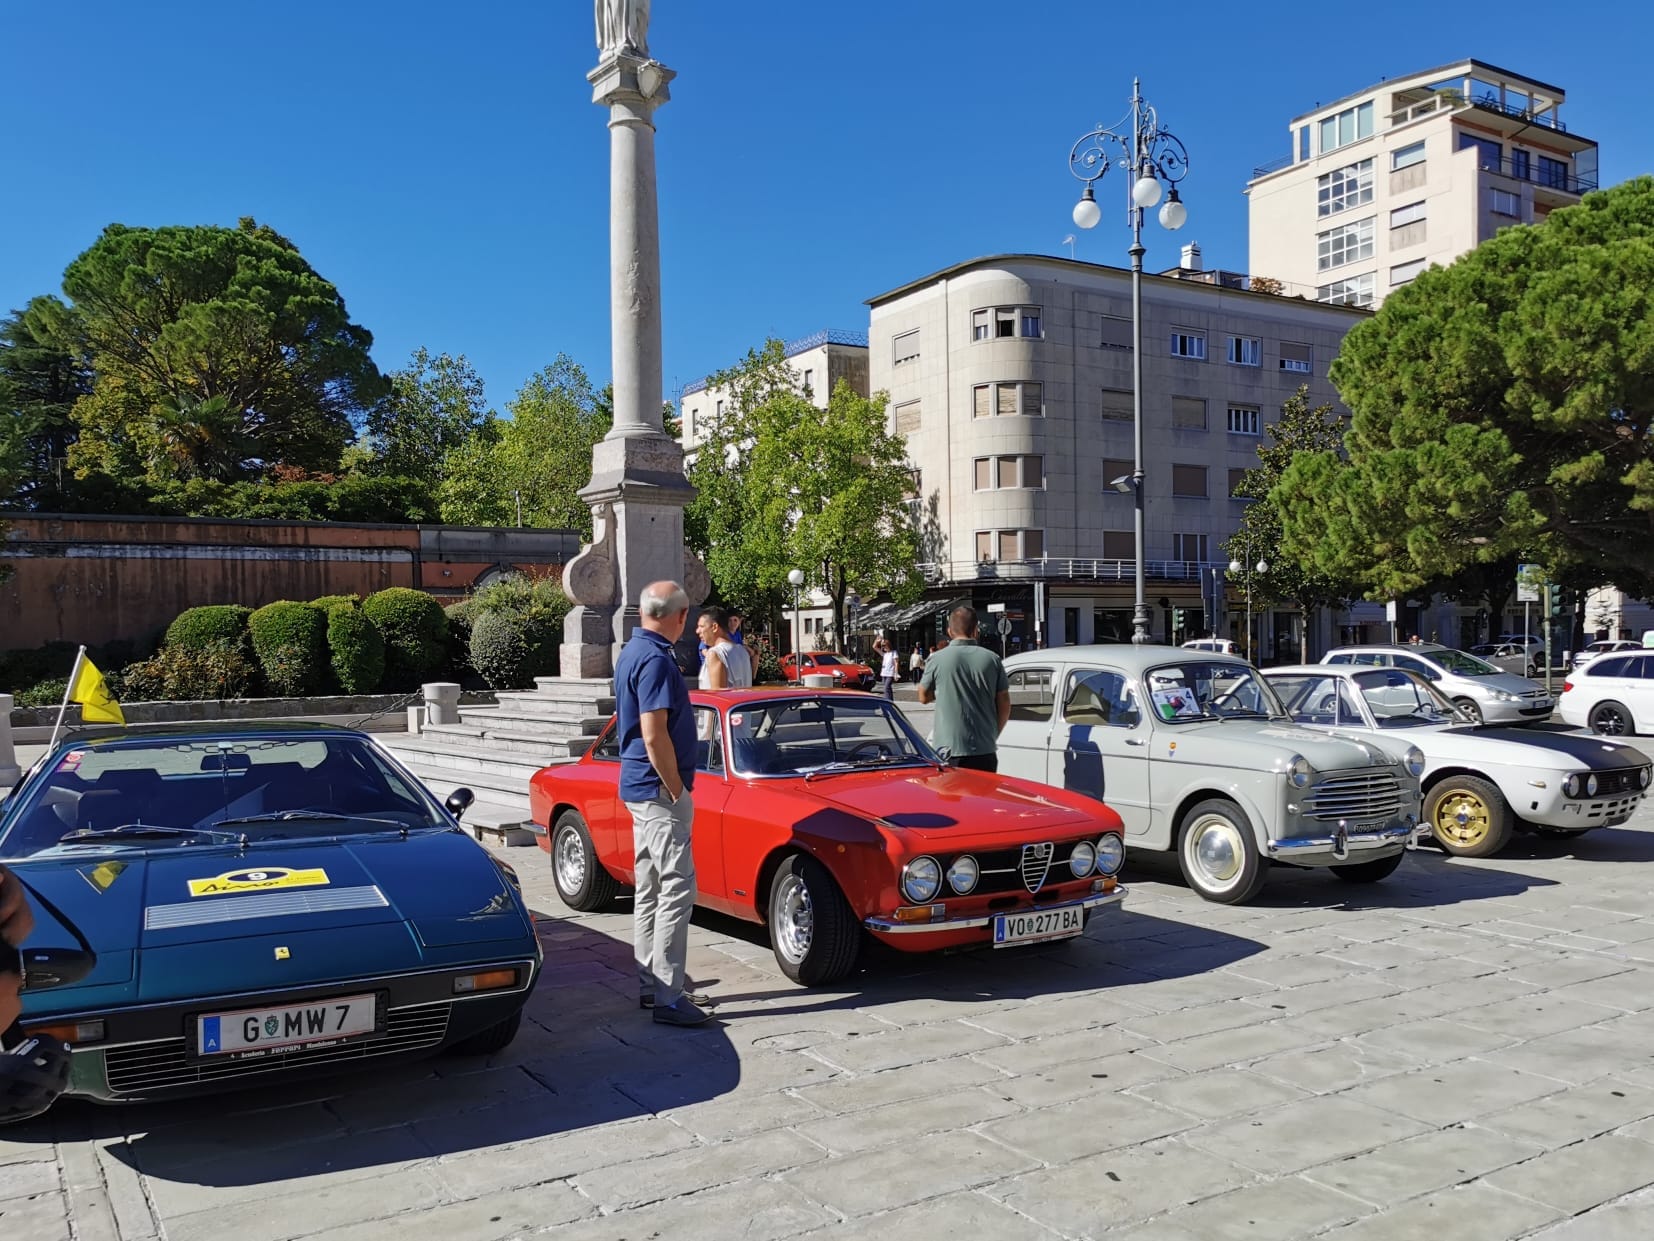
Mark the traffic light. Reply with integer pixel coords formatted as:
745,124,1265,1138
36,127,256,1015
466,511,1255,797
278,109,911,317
1172,607,1186,632
1548,586,1572,618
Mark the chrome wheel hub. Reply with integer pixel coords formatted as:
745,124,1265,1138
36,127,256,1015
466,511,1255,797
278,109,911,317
1188,816,1245,888
554,826,587,895
773,874,814,964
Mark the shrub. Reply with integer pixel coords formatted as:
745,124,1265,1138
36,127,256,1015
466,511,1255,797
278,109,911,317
116,640,257,702
310,593,360,612
0,643,79,691
443,598,482,678
327,606,386,694
468,606,560,689
361,587,447,689
247,601,329,696
751,641,785,685
165,605,252,653
12,678,68,709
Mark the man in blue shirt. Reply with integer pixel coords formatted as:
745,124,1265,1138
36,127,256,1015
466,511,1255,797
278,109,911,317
613,580,711,1026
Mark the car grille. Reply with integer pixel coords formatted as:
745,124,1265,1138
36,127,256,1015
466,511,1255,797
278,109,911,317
102,1002,452,1099
971,840,1089,896
1301,771,1404,824
1591,769,1647,797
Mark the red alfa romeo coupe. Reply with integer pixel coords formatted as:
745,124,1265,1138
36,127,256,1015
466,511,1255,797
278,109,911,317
529,689,1127,985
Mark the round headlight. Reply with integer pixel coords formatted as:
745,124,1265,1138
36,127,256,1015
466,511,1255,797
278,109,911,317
1095,833,1125,875
1641,766,1651,789
1286,755,1313,788
1495,691,1519,703
1587,773,1599,797
901,856,942,903
1069,841,1097,877
1565,774,1582,798
946,855,979,894
1404,746,1425,778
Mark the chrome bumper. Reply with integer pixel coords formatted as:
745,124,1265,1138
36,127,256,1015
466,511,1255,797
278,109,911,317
1267,818,1423,863
862,886,1127,935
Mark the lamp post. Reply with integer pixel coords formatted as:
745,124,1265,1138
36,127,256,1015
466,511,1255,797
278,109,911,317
787,568,805,682
1069,79,1190,645
1228,552,1269,664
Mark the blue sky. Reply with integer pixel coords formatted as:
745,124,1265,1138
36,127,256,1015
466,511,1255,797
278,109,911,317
3,1,1650,417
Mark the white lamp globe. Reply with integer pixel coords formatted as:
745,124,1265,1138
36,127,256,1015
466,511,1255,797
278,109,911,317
1131,174,1163,208
1257,560,1269,574
787,568,805,587
1158,193,1187,230
1228,559,1242,574
1072,194,1101,230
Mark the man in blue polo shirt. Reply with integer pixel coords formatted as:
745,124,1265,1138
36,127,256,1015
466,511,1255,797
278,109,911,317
614,580,711,1026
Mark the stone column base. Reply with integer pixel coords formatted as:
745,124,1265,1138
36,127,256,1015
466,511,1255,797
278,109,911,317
561,604,619,680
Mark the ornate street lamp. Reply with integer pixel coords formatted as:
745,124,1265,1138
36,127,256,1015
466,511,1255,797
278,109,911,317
787,567,806,680
1069,79,1190,645
1229,553,1269,665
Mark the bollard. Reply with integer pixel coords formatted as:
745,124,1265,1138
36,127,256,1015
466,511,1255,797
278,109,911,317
406,704,427,734
422,682,462,726
801,674,835,689
0,693,18,787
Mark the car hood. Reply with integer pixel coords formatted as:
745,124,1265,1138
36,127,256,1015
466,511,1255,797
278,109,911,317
1158,721,1401,773
1453,670,1543,696
1423,725,1649,770
799,766,1107,844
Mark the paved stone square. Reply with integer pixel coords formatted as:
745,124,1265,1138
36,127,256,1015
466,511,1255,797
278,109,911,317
6,743,1654,1239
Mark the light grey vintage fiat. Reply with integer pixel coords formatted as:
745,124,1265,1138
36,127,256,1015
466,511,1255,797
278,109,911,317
999,646,1425,903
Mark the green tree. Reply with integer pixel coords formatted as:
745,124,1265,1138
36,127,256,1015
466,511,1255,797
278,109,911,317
435,356,610,537
1225,387,1359,663
63,217,386,486
1276,177,1654,601
0,296,92,509
363,347,491,486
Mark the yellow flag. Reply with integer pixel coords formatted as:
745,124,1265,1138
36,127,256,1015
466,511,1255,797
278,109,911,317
69,653,125,725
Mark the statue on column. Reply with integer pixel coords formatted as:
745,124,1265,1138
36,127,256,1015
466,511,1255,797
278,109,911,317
595,0,650,58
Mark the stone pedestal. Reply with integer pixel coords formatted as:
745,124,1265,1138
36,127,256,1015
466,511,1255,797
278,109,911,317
0,693,19,787
422,682,461,727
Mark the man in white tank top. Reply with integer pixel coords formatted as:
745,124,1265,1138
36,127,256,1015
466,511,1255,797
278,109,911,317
695,607,753,690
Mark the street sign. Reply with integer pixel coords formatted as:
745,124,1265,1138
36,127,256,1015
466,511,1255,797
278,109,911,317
1517,563,1544,603
997,616,1013,636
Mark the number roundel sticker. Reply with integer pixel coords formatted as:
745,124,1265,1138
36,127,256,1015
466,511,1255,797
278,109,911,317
188,867,331,898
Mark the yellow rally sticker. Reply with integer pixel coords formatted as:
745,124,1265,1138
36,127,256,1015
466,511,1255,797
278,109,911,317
188,867,331,898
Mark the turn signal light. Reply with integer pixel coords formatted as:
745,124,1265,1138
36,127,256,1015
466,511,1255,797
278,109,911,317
453,969,518,994
1092,877,1119,894
891,904,947,923
26,1019,105,1046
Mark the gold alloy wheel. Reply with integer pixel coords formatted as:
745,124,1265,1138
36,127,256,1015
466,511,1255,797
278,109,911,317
1433,788,1492,848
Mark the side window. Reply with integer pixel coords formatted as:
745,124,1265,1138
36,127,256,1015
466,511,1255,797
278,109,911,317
1063,669,1140,728
1634,656,1654,680
1007,668,1054,722
593,723,621,760
694,707,724,772
1590,657,1630,678
1326,653,1352,664
1352,652,1388,667
1336,682,1366,725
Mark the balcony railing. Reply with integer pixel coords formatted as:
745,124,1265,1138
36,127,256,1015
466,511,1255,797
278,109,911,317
1471,96,1568,133
1250,153,1295,179
1471,153,1596,195
922,558,1229,585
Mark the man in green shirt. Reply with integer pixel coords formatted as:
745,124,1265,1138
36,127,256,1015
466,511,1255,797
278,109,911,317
917,606,1011,771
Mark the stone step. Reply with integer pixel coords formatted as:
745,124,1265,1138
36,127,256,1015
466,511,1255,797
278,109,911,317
533,676,614,696
389,751,541,810
383,734,552,794
486,692,616,721
456,704,609,735
422,721,591,758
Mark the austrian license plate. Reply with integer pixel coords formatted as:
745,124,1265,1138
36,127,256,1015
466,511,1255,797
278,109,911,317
195,992,381,1059
993,905,1087,947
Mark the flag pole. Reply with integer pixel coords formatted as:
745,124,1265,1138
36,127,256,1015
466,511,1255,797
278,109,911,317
47,645,85,754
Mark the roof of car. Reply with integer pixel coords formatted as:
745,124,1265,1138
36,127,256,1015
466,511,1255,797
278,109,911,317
49,720,362,753
1326,643,1451,654
1004,644,1251,671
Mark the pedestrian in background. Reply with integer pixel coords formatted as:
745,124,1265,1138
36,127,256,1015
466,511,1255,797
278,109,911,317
909,645,925,683
614,580,711,1026
696,606,752,690
877,638,899,700
918,605,1010,772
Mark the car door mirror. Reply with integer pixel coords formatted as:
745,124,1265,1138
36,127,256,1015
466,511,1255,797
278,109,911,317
445,787,476,819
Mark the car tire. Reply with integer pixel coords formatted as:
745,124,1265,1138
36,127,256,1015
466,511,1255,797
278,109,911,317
1425,775,1511,857
1526,663,1539,678
551,810,621,911
1452,697,1484,724
1330,852,1404,883
1177,799,1266,904
448,1009,523,1057
1588,701,1635,737
768,854,860,986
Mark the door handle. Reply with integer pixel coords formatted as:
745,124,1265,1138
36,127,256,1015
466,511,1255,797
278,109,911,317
1124,738,1146,746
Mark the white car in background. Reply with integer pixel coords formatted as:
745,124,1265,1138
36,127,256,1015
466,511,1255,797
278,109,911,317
1469,642,1540,679
1571,640,1642,672
1560,651,1654,737
1266,664,1651,857
1181,638,1240,656
1321,644,1552,725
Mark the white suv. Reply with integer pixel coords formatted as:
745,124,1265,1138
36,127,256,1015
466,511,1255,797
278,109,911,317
1182,639,1240,656
1560,651,1654,736
1322,644,1552,725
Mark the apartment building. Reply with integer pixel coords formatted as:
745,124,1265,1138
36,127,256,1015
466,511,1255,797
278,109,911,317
866,253,1368,654
1248,60,1598,308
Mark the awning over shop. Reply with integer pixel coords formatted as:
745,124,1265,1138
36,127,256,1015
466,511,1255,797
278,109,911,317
852,598,943,632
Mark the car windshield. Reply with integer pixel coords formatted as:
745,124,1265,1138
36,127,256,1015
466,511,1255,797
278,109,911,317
1352,669,1468,727
726,697,937,776
808,654,845,666
1427,648,1501,677
0,736,444,859
1142,661,1285,722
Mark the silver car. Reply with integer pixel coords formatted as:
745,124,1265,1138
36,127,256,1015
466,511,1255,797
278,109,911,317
998,646,1424,905
1321,644,1551,725
1468,642,1540,679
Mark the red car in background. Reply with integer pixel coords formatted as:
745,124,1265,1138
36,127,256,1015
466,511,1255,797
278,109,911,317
779,651,876,690
529,690,1127,985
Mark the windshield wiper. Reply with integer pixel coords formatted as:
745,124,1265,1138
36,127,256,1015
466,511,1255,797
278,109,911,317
59,824,245,845
803,754,932,781
212,811,411,829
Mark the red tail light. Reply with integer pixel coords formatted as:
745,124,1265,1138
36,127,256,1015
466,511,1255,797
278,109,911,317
1561,680,1573,693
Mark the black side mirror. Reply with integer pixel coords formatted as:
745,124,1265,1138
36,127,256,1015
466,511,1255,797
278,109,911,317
445,788,476,820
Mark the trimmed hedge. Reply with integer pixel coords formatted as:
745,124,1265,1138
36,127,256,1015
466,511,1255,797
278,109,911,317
443,597,482,678
361,587,448,689
327,606,386,694
468,606,560,689
117,640,258,702
248,601,329,696
310,593,360,612
165,605,253,653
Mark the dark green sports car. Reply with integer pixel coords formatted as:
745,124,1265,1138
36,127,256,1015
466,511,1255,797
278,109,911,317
0,723,540,1115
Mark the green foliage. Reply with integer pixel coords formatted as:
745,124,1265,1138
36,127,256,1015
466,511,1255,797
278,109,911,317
443,597,482,677
325,605,385,694
310,593,360,612
247,601,329,696
13,678,68,708
750,641,785,684
463,576,570,689
361,587,447,688
164,605,252,653
62,218,387,488
0,296,92,510
1278,177,1654,600
435,357,609,538
363,348,492,486
116,640,258,702
144,474,436,522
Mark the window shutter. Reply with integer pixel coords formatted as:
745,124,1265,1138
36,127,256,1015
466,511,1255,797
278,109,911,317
1172,463,1208,496
1172,397,1208,429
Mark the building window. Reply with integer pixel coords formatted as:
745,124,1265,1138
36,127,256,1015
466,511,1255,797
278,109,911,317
715,399,724,419
1392,141,1427,172
1317,101,1374,155
1317,158,1374,217
1103,457,1133,491
894,400,922,433
1317,216,1374,271
1227,336,1261,367
1102,531,1136,560
1511,149,1530,181
976,531,992,561
973,306,1041,341
893,329,920,365
1317,273,1375,308
1490,188,1521,217
1390,258,1427,287
686,409,697,438
973,455,1044,490
1100,389,1133,422
1228,467,1250,498
1227,405,1260,435
1170,331,1206,360
802,368,814,393
1391,201,1426,228
1538,156,1569,189
973,381,1043,418
1171,463,1207,497
1298,125,1310,162
1099,316,1133,350
1172,397,1208,430
1172,532,1209,563
1390,199,1427,249
1458,131,1503,171
977,529,1044,561
1279,343,1313,373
